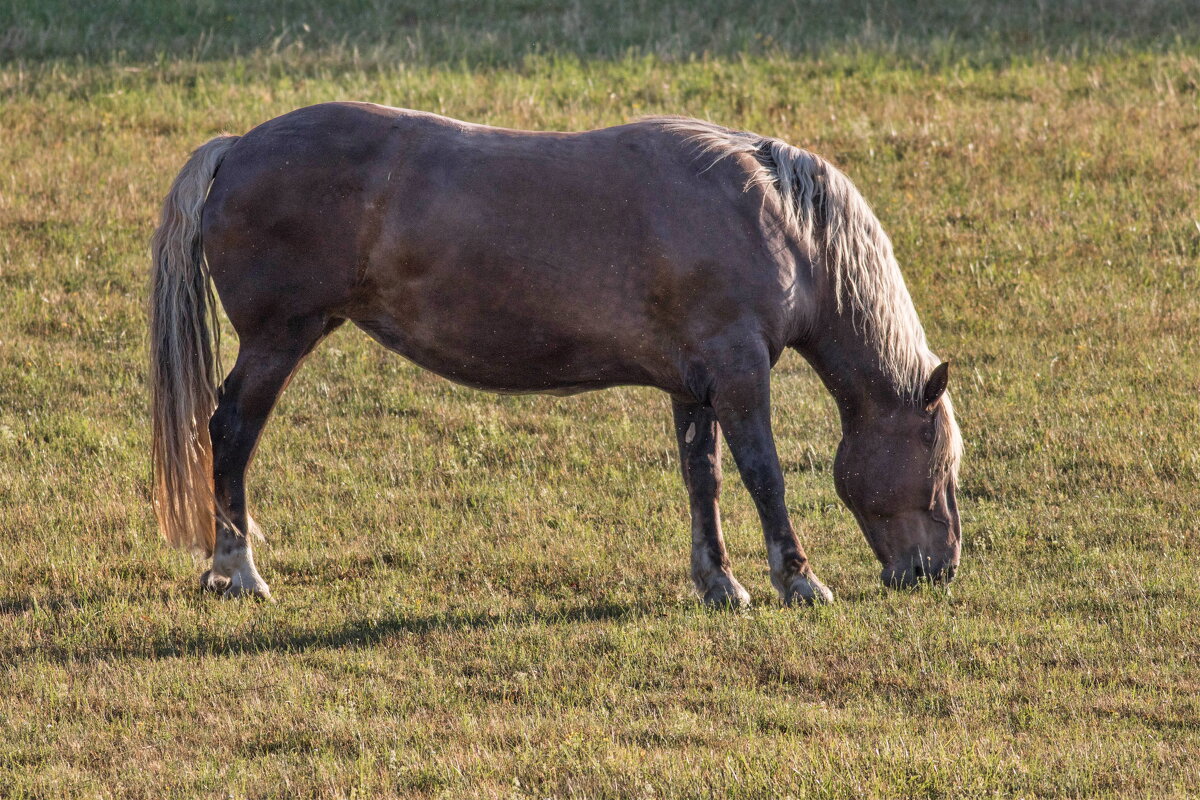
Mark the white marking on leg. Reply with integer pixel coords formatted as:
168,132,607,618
765,539,789,593
689,510,721,585
211,516,272,600
690,515,750,607
684,422,696,444
763,539,833,605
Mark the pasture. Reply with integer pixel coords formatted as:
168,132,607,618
2,1,1199,796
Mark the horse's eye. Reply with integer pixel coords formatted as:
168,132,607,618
920,426,935,445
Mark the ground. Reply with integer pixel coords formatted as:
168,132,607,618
1,1,1198,797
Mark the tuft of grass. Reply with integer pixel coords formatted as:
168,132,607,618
1,2,1199,797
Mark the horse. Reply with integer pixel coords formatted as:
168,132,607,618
149,103,962,606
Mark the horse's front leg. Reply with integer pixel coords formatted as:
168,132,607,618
672,399,751,608
710,359,834,606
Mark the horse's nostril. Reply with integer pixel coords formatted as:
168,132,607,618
945,564,957,582
912,563,925,578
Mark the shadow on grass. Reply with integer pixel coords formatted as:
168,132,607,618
1,596,658,664
265,598,652,652
0,595,87,615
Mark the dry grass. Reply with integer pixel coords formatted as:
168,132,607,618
1,2,1199,797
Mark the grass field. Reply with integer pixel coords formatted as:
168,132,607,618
2,1,1199,797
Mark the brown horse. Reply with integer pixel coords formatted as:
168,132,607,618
150,103,962,605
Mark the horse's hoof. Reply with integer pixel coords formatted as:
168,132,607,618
221,577,274,602
199,569,231,594
700,577,752,609
783,573,834,606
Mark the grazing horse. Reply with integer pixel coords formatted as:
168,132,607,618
150,103,962,605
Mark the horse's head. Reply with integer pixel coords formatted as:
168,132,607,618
833,362,962,588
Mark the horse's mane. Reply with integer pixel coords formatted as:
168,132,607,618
649,117,962,483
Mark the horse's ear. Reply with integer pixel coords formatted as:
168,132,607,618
923,361,950,410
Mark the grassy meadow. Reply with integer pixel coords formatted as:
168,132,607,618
2,1,1199,796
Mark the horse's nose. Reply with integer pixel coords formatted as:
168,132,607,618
880,564,921,589
927,561,957,585
881,560,956,589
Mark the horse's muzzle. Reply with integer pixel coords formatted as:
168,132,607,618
881,560,957,589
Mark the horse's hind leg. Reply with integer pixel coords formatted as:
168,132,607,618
709,354,834,606
671,399,751,608
203,316,340,599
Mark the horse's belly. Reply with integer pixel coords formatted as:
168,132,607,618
352,305,665,395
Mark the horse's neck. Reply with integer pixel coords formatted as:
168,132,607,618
797,310,909,426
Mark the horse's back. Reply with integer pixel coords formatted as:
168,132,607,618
202,103,800,393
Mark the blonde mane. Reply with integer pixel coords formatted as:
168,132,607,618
652,117,962,482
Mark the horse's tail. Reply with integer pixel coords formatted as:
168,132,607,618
149,134,240,556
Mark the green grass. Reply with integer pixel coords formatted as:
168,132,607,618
3,0,1199,66
2,1,1199,797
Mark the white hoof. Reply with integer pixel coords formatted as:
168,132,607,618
199,569,230,594
209,536,273,602
779,572,834,606
222,572,273,602
698,575,752,609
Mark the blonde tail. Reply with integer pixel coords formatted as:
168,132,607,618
149,135,239,556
